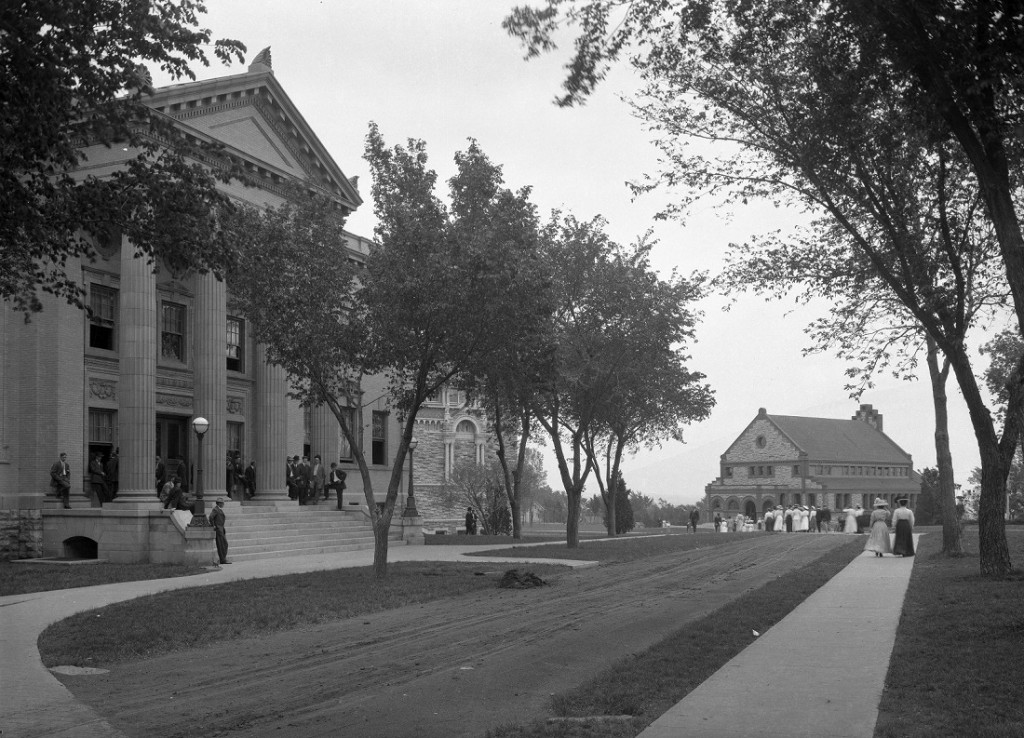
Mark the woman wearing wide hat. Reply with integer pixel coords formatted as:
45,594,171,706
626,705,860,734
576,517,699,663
864,498,893,557
891,498,916,556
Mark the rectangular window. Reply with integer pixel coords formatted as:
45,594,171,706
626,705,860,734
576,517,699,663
89,409,117,445
226,317,244,372
792,465,800,476
338,406,355,460
372,411,388,465
227,421,244,460
161,302,186,362
749,466,756,477
724,467,733,478
89,285,118,350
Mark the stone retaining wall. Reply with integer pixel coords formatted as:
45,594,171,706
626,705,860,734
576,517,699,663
0,509,43,560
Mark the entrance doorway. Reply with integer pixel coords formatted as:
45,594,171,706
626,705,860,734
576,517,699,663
156,415,189,487
745,500,757,521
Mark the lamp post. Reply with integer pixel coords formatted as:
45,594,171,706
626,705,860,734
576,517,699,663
190,416,210,524
403,436,418,517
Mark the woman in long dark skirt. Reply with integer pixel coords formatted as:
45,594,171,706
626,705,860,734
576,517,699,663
891,498,915,557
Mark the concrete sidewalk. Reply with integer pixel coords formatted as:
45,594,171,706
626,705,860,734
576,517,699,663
639,536,919,738
0,543,594,738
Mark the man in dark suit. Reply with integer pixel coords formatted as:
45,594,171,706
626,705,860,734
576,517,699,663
50,452,72,509
208,497,230,564
244,460,256,499
90,451,110,504
104,448,119,499
296,456,311,505
155,455,166,498
329,463,347,509
688,508,700,533
310,454,325,504
286,456,298,499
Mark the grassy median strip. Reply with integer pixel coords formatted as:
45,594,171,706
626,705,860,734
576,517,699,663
0,561,207,597
874,529,1024,738
38,561,566,667
486,537,866,738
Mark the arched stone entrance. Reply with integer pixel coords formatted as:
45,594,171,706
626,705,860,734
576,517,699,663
744,500,757,521
63,536,98,559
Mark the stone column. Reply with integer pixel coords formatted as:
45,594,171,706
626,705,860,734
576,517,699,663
253,343,288,503
310,404,339,465
115,241,158,506
192,272,227,502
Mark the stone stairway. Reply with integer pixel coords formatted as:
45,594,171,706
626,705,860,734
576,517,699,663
226,505,405,562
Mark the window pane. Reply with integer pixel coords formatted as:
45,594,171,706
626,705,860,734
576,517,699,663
226,317,243,372
89,285,118,350
161,303,185,361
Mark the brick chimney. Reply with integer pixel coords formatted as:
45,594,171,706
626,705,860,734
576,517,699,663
853,404,883,432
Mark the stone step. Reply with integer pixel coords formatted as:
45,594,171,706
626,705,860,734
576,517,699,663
213,505,408,562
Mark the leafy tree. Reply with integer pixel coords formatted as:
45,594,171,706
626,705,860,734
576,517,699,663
917,467,944,526
231,129,539,578
505,0,1022,575
447,461,513,536
603,472,634,534
579,241,714,536
1,0,245,314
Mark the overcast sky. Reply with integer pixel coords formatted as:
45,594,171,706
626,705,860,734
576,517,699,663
151,1,1004,504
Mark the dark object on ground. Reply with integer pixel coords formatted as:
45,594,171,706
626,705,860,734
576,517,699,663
500,569,547,589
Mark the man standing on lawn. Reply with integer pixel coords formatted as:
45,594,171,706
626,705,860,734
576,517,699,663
209,497,230,565
689,508,700,533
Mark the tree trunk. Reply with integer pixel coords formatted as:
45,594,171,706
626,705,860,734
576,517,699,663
946,347,1014,576
372,517,390,579
926,337,964,556
566,489,581,548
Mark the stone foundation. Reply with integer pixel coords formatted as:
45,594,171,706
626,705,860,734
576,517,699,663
42,508,216,564
0,509,44,561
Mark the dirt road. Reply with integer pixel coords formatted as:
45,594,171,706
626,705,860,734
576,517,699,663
57,534,852,737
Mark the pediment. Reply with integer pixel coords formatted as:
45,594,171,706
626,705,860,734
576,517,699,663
144,70,362,212
194,106,296,173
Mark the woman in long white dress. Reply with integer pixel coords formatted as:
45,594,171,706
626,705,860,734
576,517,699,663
843,506,858,533
798,506,809,532
865,499,893,556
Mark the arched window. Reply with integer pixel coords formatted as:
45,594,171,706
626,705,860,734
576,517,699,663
727,497,740,510
455,420,476,440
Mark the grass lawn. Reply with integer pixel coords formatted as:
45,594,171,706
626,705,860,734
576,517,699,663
0,561,207,597
486,537,866,738
470,530,755,563
874,528,1024,738
38,561,566,667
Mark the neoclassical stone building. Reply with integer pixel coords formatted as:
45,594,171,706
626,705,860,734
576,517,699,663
704,405,920,522
0,54,478,560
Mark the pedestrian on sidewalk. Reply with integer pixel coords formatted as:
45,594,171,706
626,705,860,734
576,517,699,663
689,508,700,533
865,498,893,557
891,498,915,557
209,497,230,564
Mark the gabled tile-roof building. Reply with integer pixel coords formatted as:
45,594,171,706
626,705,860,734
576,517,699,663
704,405,920,522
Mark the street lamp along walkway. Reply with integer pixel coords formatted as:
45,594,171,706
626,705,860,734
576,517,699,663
188,416,210,526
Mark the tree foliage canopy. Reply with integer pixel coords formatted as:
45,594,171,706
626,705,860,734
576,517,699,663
1,0,245,313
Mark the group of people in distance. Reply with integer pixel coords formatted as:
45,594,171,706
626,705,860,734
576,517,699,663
709,499,915,554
